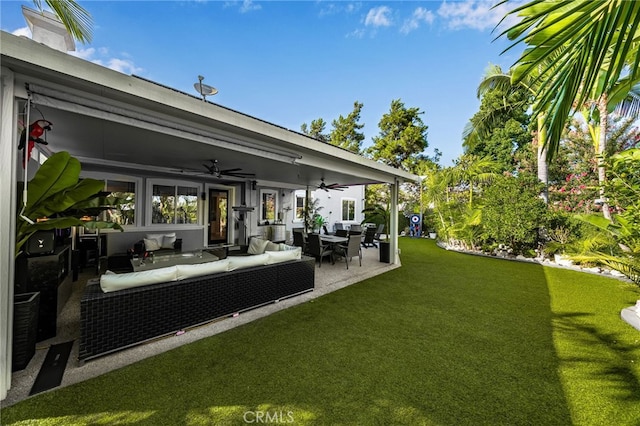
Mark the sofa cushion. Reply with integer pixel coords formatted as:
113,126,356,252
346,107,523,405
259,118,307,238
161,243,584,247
145,233,165,245
247,237,269,255
162,233,177,249
176,259,230,280
100,266,178,293
143,237,161,251
266,249,301,264
227,253,269,271
265,241,280,252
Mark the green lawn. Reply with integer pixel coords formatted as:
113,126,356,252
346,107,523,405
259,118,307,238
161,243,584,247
2,239,639,425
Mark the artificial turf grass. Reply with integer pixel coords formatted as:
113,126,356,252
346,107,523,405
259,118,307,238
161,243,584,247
2,239,639,425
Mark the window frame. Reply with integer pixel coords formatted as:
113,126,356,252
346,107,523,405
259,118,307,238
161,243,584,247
79,171,141,228
293,190,306,222
146,178,202,227
341,197,356,222
259,189,278,224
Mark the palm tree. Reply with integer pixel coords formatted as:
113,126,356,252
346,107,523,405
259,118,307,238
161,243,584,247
498,0,640,160
32,0,93,43
472,63,551,202
451,154,500,206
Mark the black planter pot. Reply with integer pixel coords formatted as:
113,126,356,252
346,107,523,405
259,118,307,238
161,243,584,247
379,241,391,263
12,292,40,371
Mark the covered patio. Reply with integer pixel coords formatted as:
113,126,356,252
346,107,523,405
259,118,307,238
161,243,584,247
0,31,417,399
2,245,397,406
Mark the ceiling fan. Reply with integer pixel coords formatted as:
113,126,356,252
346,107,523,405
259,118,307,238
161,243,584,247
202,160,255,178
317,178,347,192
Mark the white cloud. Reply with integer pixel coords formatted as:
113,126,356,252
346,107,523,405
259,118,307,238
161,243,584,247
318,2,361,18
70,47,96,60
68,47,143,75
12,26,31,38
10,23,142,75
346,28,366,39
240,0,261,13
365,6,392,27
437,0,522,32
223,0,261,13
400,7,435,34
105,58,143,74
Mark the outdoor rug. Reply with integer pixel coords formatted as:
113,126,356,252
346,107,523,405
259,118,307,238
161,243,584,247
29,341,73,395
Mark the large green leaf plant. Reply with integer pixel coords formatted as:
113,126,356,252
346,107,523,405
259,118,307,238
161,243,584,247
16,151,123,256
570,149,640,285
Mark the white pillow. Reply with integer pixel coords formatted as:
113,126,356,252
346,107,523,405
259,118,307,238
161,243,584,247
162,234,177,249
227,253,269,271
247,237,269,255
144,238,161,251
145,233,164,245
280,243,299,251
100,266,178,293
176,259,230,280
265,241,280,252
266,249,301,264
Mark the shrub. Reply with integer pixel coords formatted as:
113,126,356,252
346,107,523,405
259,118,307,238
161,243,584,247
482,173,547,253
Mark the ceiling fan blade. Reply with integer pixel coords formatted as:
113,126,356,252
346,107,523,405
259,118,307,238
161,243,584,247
220,168,243,173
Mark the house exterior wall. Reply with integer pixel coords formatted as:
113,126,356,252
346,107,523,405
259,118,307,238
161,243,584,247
0,66,17,400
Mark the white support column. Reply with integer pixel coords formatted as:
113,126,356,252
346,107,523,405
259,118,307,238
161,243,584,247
0,67,17,400
390,179,399,265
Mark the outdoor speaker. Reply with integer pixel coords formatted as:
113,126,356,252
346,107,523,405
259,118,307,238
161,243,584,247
25,230,55,256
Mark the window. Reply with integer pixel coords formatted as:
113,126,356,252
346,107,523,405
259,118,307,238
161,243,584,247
80,172,138,226
104,180,136,225
151,182,199,225
260,190,277,223
342,198,356,221
294,191,306,221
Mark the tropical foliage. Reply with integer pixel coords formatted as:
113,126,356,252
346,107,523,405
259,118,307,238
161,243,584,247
16,151,123,256
499,0,640,160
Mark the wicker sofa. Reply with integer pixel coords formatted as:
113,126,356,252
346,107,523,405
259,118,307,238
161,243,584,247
79,254,315,361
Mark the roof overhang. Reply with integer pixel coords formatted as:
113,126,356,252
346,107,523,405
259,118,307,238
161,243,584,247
1,31,419,188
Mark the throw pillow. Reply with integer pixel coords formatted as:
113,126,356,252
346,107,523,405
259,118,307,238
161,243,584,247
144,237,161,251
145,233,164,245
247,237,269,255
265,241,280,252
162,234,177,249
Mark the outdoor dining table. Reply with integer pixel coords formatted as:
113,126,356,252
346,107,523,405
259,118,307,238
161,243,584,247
319,235,348,245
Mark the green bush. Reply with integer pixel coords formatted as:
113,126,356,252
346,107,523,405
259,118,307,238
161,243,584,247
482,173,547,253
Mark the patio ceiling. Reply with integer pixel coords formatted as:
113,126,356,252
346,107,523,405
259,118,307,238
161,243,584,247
3,32,417,190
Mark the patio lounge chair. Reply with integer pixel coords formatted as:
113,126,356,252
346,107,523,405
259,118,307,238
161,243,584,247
335,234,362,269
307,233,334,267
361,226,378,248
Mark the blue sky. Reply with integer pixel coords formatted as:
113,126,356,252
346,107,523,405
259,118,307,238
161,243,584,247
1,0,525,166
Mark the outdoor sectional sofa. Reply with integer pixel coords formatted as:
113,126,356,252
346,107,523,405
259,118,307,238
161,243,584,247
79,246,315,362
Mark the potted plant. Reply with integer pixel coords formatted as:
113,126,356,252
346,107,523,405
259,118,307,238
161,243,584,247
362,203,391,263
303,195,323,233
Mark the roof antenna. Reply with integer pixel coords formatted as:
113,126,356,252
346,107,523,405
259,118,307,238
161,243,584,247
193,75,218,102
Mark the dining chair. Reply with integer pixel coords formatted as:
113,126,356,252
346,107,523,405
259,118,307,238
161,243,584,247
335,234,362,269
306,233,333,267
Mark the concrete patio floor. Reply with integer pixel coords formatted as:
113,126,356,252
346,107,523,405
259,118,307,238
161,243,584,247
2,245,399,407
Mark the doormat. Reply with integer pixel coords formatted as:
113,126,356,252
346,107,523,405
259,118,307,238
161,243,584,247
29,341,74,395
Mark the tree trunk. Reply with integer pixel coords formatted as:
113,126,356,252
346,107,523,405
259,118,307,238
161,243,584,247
597,95,612,220
537,114,549,203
